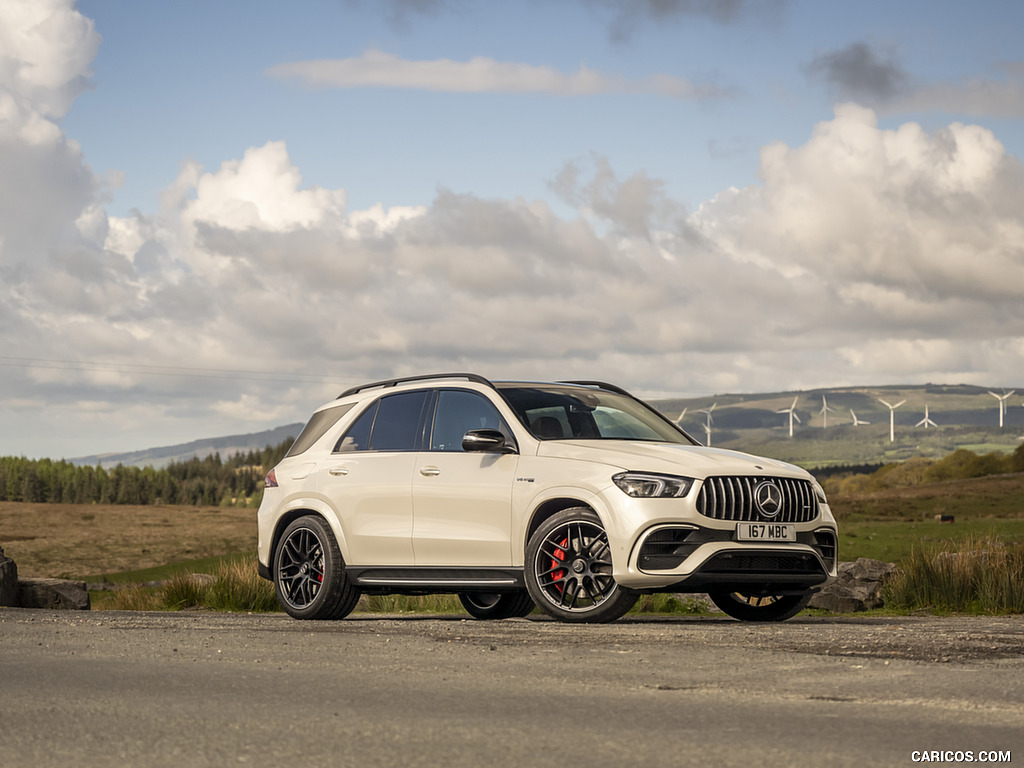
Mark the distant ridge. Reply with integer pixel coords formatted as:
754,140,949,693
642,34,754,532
71,423,304,470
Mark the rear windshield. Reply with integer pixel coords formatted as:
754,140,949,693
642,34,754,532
496,384,697,444
285,403,355,457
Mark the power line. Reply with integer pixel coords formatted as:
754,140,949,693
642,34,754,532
0,355,353,386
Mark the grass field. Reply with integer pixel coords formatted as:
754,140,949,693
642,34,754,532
829,473,1024,562
0,502,255,579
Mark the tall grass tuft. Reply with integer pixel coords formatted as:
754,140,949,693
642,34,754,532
161,573,211,610
885,536,1024,614
94,560,281,613
204,559,280,613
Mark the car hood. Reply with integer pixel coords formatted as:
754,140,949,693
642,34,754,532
535,440,812,480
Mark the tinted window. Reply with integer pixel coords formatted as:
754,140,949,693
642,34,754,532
286,404,355,457
370,391,430,450
335,392,430,452
335,401,377,452
430,390,507,451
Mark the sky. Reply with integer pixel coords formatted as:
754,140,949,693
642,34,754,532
2,0,1023,460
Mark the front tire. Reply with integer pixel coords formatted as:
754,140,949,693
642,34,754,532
525,507,638,623
708,590,812,622
458,591,534,620
273,516,360,620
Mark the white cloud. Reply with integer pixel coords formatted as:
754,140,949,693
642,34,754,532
0,0,102,278
708,104,1024,311
267,49,724,99
183,141,348,233
0,0,100,120
76,107,1024,394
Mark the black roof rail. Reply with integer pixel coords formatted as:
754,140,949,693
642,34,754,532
338,373,495,399
561,380,633,397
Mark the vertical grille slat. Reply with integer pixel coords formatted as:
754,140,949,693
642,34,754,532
696,476,819,523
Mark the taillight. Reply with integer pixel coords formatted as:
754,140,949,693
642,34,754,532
264,468,278,488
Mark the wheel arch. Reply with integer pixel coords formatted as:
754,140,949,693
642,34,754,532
267,502,350,576
524,496,598,553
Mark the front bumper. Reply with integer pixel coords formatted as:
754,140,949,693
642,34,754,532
615,523,838,591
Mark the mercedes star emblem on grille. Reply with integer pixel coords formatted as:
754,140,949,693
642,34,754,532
754,480,783,518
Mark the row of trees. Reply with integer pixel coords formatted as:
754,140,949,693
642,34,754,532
0,440,293,507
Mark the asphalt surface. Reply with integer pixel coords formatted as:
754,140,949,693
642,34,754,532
1,609,1021,768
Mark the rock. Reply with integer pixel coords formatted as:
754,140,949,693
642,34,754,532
16,578,91,610
808,558,897,613
0,545,18,607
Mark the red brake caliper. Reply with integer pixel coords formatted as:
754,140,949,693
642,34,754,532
551,537,568,593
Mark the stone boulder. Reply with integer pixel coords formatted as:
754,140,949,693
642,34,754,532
16,578,91,610
0,545,18,607
808,558,897,613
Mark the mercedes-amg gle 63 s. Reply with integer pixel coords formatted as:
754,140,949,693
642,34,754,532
257,374,837,623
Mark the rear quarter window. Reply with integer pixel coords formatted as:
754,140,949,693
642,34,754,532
285,403,355,457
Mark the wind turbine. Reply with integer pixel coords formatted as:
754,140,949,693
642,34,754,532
698,403,716,447
878,398,906,443
916,405,937,429
818,395,836,428
674,407,687,426
850,409,869,426
777,396,801,438
989,390,1015,428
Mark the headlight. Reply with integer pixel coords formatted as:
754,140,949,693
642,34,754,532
612,472,694,498
812,480,828,505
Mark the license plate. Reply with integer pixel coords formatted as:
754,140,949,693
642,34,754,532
736,522,795,541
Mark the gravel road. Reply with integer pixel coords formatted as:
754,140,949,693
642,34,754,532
1,609,1021,767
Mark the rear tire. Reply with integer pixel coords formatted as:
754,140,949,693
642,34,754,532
273,516,360,620
708,590,811,622
458,591,534,620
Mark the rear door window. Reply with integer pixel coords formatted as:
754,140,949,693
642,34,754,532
335,391,430,452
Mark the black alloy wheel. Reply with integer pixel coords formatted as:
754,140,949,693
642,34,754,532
273,516,360,620
525,507,638,623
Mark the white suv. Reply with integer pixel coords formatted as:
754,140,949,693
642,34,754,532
257,374,837,623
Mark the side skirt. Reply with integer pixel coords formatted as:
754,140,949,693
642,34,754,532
346,566,526,595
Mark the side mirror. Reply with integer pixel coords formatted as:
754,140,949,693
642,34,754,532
462,429,513,453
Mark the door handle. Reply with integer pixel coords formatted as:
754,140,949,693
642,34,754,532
419,466,441,477
328,467,349,476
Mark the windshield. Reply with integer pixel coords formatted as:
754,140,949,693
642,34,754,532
496,384,698,445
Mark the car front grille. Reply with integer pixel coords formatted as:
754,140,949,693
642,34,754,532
696,476,818,523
